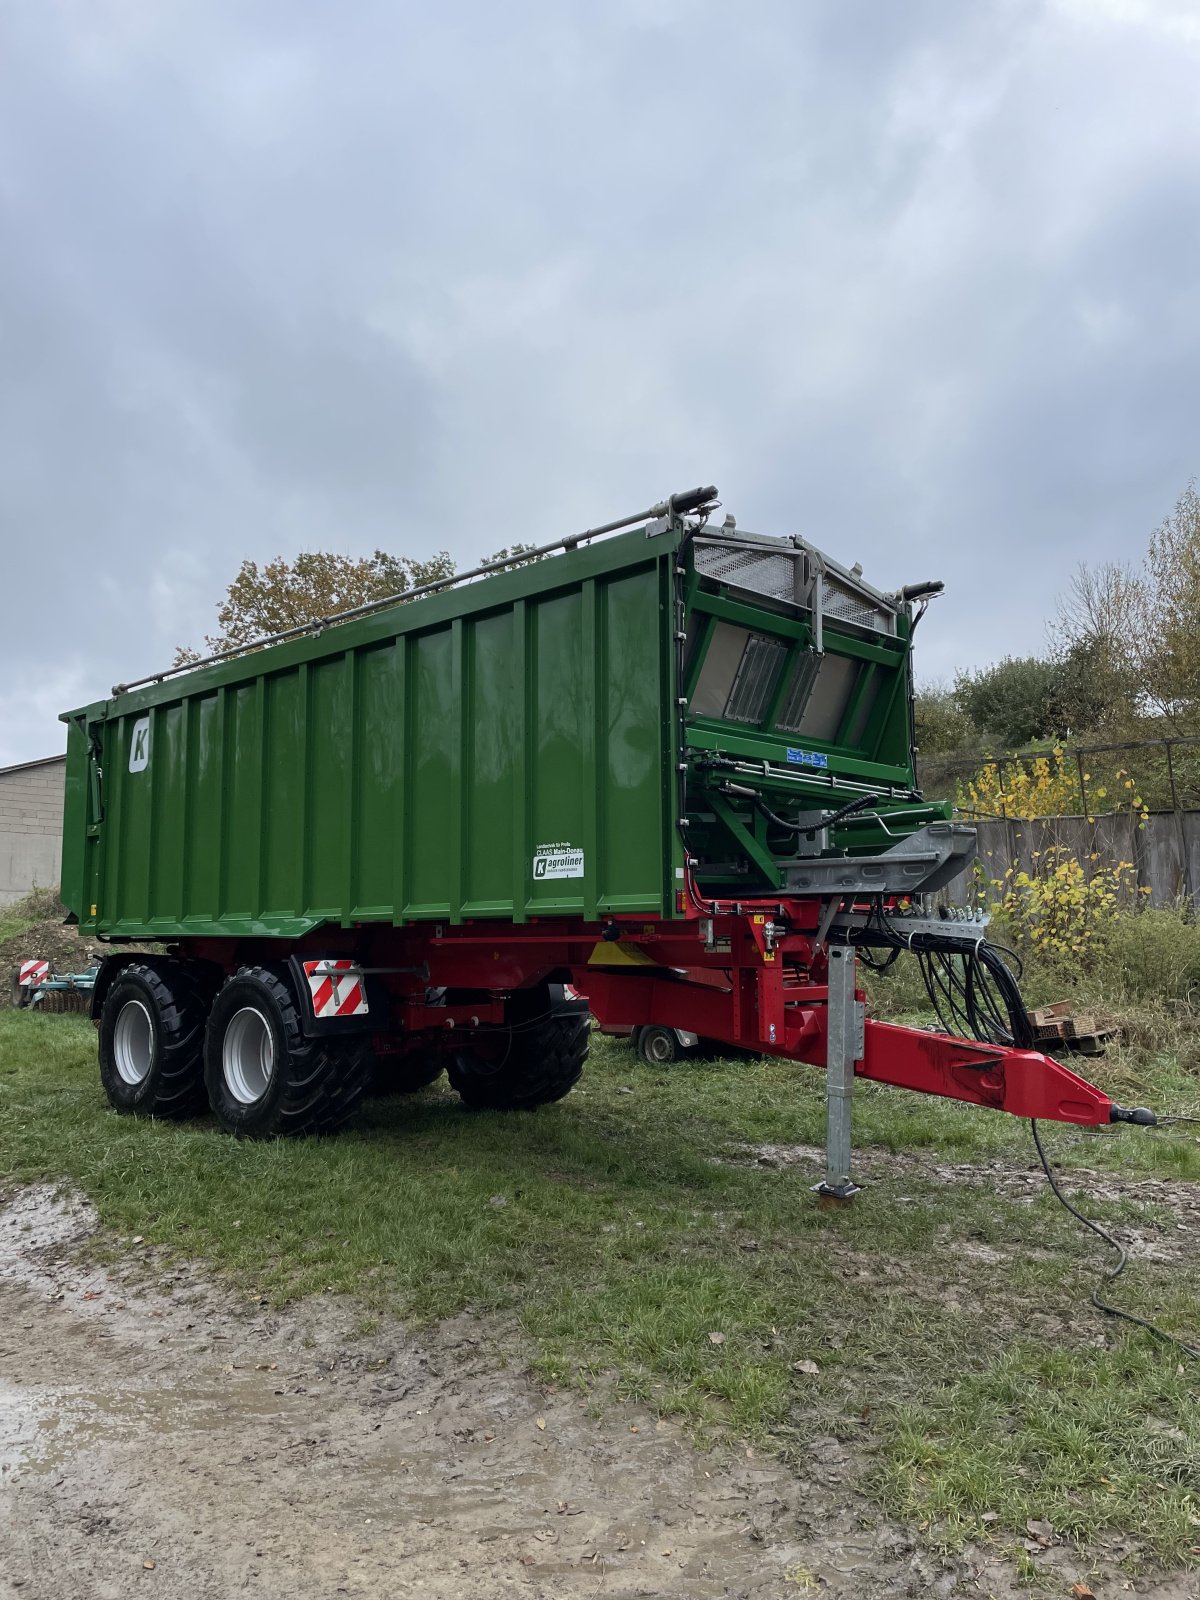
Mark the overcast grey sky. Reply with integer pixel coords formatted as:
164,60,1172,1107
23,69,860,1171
2,0,1198,765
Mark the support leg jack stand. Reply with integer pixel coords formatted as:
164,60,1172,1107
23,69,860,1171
815,944,864,1204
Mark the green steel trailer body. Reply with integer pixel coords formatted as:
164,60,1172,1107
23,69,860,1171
61,512,931,943
60,487,1132,1182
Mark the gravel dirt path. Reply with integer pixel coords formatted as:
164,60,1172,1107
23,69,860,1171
0,1186,1192,1599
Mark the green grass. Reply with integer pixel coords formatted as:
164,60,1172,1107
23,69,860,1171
1,1007,1198,1568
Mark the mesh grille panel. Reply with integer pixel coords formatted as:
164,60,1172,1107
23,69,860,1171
820,575,892,632
695,538,895,635
724,634,788,723
776,652,823,733
694,544,798,603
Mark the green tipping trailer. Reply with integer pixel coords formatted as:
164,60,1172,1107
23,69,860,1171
61,494,940,943
60,487,1127,1176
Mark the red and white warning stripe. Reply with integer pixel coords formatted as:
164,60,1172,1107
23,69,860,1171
302,959,368,1019
18,959,49,988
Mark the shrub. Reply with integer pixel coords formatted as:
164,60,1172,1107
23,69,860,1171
1101,906,1200,1009
994,848,1140,963
959,747,1152,825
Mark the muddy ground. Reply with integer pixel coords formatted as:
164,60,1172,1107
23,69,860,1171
0,1186,1193,1600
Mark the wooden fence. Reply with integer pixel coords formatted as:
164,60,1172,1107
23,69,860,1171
942,811,1200,911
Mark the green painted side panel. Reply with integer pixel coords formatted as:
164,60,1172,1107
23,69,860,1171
188,695,222,918
309,657,351,915
465,610,518,913
529,590,585,915
151,702,187,920
264,672,303,918
64,536,677,939
59,720,89,918
407,627,456,916
354,642,404,916
116,710,149,924
600,570,668,911
226,685,260,919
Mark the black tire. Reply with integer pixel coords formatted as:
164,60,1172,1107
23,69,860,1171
635,1025,687,1066
367,1051,444,1096
204,966,372,1138
448,987,588,1111
98,962,209,1119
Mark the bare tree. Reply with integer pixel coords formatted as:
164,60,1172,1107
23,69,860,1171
1051,485,1200,735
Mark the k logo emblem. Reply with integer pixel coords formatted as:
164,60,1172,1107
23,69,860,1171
129,717,151,773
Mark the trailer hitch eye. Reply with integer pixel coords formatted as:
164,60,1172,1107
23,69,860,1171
1109,1104,1158,1126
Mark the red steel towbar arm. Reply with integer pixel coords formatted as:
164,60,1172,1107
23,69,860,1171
856,1020,1114,1125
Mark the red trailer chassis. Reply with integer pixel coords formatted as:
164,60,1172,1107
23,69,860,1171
185,899,1122,1194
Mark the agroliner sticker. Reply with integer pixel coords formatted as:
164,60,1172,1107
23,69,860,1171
532,842,585,880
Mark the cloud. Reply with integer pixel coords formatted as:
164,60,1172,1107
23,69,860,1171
0,0,1197,758
0,662,92,768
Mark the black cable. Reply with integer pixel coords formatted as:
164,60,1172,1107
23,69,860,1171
753,790,883,836
850,908,1032,1050
858,943,901,973
1030,1118,1200,1359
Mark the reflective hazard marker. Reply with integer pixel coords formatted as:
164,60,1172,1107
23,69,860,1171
302,959,368,1018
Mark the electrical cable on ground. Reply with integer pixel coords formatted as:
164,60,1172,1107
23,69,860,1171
852,906,1199,1355
1029,1118,1200,1360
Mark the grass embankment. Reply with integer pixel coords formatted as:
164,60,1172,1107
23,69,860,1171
1,919,1198,1569
0,887,95,1005
0,886,58,946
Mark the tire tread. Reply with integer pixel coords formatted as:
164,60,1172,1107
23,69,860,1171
448,1005,587,1111
99,961,209,1119
205,966,372,1138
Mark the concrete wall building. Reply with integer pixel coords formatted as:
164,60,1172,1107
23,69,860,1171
0,754,66,906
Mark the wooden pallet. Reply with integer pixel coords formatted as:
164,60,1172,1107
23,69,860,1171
1026,1001,1118,1056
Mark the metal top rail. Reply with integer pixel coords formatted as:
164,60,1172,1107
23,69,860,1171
111,485,719,698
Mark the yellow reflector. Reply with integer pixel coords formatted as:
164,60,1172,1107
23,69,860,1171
587,941,657,967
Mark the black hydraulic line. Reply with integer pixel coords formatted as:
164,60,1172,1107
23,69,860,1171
749,789,884,835
1030,1119,1200,1359
842,901,1033,1050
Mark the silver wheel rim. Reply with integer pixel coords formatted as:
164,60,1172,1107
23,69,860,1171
113,999,154,1086
643,1029,674,1064
222,1007,275,1105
